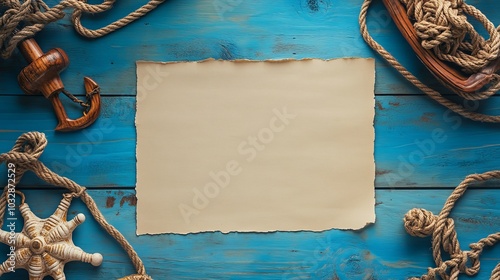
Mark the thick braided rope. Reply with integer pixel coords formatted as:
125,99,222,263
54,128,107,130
401,0,500,74
0,0,165,59
359,0,500,122
403,171,500,280
0,132,151,280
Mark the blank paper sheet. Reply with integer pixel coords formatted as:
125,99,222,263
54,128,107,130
136,59,375,234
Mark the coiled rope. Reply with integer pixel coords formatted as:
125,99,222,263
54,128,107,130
359,0,500,122
0,0,166,59
403,171,500,280
0,132,151,280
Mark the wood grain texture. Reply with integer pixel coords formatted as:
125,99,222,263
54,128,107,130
0,0,500,279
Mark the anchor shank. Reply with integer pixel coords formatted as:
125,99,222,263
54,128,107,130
15,36,101,131
17,38,69,98
18,38,44,61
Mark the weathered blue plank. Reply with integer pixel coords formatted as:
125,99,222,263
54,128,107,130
0,95,135,189
0,189,499,279
1,95,500,189
375,95,500,188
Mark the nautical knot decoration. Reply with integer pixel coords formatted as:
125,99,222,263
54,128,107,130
400,0,500,75
0,193,103,279
0,132,152,280
403,171,500,280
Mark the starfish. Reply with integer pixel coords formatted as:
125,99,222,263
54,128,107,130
0,194,102,279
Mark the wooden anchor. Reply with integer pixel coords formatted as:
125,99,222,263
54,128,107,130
382,0,500,94
17,36,101,131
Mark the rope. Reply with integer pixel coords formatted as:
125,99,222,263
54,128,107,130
403,171,500,280
0,0,166,59
359,0,500,122
0,132,151,280
401,0,500,74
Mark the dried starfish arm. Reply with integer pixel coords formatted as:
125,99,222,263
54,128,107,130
0,230,31,248
44,213,86,244
42,252,66,280
0,247,31,275
45,243,103,266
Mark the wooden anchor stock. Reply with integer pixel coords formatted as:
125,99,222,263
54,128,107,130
17,37,101,131
382,0,500,94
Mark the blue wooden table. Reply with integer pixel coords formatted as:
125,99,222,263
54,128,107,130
1,0,500,279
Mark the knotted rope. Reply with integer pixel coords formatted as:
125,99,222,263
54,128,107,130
0,132,151,280
403,171,500,280
0,0,165,59
359,0,500,122
402,0,500,74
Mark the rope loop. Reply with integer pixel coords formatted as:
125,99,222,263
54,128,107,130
0,0,165,59
11,131,47,158
63,186,87,198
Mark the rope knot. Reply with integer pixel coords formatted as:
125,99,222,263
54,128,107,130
0,132,47,171
11,131,47,157
414,0,467,50
1,1,37,29
403,208,437,237
401,0,500,75
0,0,50,59
72,186,86,198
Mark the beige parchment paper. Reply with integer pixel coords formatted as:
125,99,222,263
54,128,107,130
136,59,375,235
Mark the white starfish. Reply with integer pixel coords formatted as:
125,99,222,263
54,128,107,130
0,194,102,280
